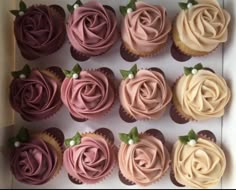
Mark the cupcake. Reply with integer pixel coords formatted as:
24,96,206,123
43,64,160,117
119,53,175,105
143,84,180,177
63,128,117,184
61,64,116,122
173,0,231,56
170,63,231,124
10,0,66,60
10,65,64,122
118,127,170,186
9,127,64,185
119,64,172,122
171,129,226,189
120,0,171,61
67,0,118,61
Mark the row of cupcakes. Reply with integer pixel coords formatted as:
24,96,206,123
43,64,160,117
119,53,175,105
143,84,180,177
10,63,231,124
10,126,226,189
11,0,230,62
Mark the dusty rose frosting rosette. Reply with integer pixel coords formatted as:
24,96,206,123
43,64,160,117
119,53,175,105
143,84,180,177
61,64,116,121
119,64,172,122
63,129,117,184
120,0,171,57
11,1,66,60
118,127,170,186
67,0,118,60
171,129,226,189
173,0,231,56
9,65,64,122
170,63,231,124
9,127,64,185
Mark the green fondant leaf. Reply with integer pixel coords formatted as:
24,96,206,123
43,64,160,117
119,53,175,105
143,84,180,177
129,127,139,143
120,64,138,79
8,137,17,147
120,0,137,16
119,133,130,144
65,132,81,147
67,4,74,13
16,127,30,142
11,64,31,78
179,135,189,144
119,6,127,16
72,64,82,74
75,0,83,6
188,129,198,141
19,0,27,11
130,64,138,75
178,2,188,10
194,63,203,70
10,10,19,16
120,70,130,79
189,0,198,5
184,67,193,76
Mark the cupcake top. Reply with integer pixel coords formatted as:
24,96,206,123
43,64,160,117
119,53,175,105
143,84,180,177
67,1,118,56
11,1,66,60
172,130,226,189
174,64,231,120
61,64,116,120
63,132,116,184
121,1,171,55
10,128,63,185
175,0,230,52
118,127,170,186
119,65,172,120
10,65,63,121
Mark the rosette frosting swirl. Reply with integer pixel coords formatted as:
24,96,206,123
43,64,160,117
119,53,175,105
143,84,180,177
67,1,118,56
61,70,115,120
175,0,231,52
172,138,226,189
121,2,171,55
63,135,116,184
119,70,172,120
10,139,59,185
14,5,66,60
118,135,170,186
10,70,62,121
174,70,231,120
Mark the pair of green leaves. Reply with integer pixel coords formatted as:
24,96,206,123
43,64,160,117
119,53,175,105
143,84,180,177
8,127,30,147
67,0,83,13
10,0,27,16
179,129,198,144
120,64,138,79
63,64,82,78
120,0,137,16
119,127,139,144
11,64,31,79
65,132,81,147
179,0,198,10
184,63,203,76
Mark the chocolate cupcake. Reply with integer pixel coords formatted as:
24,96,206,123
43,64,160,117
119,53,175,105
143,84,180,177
63,128,117,184
61,64,116,122
119,64,172,122
9,127,64,185
170,63,231,124
118,127,170,186
171,129,226,189
10,0,66,60
66,0,118,61
9,65,64,122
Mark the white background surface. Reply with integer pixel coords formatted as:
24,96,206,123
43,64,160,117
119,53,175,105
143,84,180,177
5,0,235,189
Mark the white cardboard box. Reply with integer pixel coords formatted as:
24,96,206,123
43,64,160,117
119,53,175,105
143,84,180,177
0,0,235,189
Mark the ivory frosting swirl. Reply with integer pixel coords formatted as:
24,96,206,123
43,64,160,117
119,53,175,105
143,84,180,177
61,70,115,120
172,138,226,189
174,70,231,120
9,69,62,121
10,138,59,185
121,2,171,55
119,70,172,120
175,0,231,53
63,135,116,184
67,1,118,56
118,134,170,186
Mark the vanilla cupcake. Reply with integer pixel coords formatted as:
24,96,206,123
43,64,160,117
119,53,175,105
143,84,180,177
63,128,117,184
61,64,116,121
118,127,170,186
119,64,172,122
171,129,226,189
120,0,171,58
173,0,230,56
170,63,231,124
9,127,64,185
10,65,64,122
10,0,66,60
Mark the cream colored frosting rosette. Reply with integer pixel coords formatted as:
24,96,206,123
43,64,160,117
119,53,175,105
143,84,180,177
173,64,231,121
174,0,230,56
172,130,226,189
